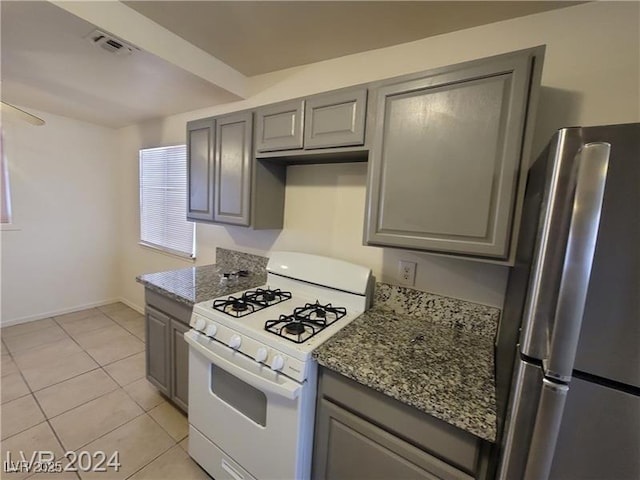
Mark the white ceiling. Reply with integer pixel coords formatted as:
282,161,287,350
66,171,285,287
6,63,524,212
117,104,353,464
1,1,579,129
1,1,239,128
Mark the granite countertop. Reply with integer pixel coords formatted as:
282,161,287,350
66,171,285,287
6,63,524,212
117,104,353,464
137,264,267,306
136,248,268,306
314,285,498,443
138,251,498,442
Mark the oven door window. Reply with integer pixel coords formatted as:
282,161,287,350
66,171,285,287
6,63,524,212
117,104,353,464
211,365,267,426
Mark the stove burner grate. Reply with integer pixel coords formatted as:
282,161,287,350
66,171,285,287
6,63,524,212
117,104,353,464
212,288,292,318
264,301,347,344
244,288,292,307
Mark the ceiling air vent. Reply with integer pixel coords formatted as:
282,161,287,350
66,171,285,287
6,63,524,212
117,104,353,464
85,29,136,56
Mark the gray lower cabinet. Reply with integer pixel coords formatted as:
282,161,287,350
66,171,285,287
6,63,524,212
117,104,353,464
145,306,170,396
169,319,190,412
187,117,215,222
313,369,492,480
144,289,192,413
364,47,544,263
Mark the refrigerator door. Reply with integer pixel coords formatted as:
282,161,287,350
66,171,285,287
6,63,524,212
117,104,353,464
549,377,640,479
498,359,544,480
523,378,568,480
572,123,640,388
520,133,611,381
543,141,610,381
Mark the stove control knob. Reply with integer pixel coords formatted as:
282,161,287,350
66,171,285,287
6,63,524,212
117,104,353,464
194,317,206,331
205,324,218,337
228,335,242,350
255,347,268,363
271,355,285,372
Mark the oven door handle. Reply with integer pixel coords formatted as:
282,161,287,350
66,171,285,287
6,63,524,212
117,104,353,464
184,330,302,400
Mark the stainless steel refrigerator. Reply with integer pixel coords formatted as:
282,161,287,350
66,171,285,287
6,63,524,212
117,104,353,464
495,123,640,479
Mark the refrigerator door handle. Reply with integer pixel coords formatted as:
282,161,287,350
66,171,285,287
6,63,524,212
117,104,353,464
545,142,610,381
523,379,569,480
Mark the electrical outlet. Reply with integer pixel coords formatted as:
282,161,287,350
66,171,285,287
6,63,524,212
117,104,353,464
398,260,416,286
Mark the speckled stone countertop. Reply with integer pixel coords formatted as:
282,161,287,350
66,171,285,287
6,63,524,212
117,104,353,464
314,283,499,443
136,248,267,306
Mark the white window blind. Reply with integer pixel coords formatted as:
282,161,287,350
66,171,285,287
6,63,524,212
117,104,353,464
139,145,195,258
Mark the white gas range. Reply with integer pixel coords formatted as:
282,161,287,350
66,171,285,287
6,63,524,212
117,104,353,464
185,252,373,480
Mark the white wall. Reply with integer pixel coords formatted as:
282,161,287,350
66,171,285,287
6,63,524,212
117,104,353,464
118,1,639,310
1,110,120,325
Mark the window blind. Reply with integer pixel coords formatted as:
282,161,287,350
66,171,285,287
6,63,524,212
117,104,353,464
139,145,195,258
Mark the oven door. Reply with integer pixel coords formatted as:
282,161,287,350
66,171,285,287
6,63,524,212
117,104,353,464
185,330,314,480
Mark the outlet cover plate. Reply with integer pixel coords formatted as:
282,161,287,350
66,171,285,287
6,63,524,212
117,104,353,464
398,260,416,286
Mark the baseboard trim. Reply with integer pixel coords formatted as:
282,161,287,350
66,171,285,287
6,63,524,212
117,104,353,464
119,297,144,315
1,297,144,328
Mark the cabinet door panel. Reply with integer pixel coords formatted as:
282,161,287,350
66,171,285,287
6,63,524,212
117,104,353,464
304,89,367,149
214,112,252,225
313,399,473,480
145,307,170,396
365,48,542,261
170,319,190,412
380,75,507,239
187,118,215,221
255,100,304,152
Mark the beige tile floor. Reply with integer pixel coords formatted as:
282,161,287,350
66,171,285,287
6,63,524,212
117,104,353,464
1,303,211,480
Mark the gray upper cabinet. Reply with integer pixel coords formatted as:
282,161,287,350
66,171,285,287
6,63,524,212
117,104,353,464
186,111,286,229
364,47,544,262
214,111,253,226
255,100,304,152
304,88,367,149
187,118,215,222
255,88,368,156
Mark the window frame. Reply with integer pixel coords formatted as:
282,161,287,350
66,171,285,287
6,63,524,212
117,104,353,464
1,128,14,226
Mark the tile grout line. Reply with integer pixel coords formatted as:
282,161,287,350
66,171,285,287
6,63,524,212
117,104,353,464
36,370,119,419
2,323,69,355
52,315,144,372
54,307,176,468
62,408,149,453
122,446,179,480
73,412,177,480
49,311,150,419
1,306,140,436
1,320,99,466
56,316,119,339
1,304,177,478
1,338,74,468
145,404,189,443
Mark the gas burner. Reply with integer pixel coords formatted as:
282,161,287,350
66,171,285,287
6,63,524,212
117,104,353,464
212,296,257,318
244,288,292,307
231,300,250,312
284,322,306,335
264,301,348,344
